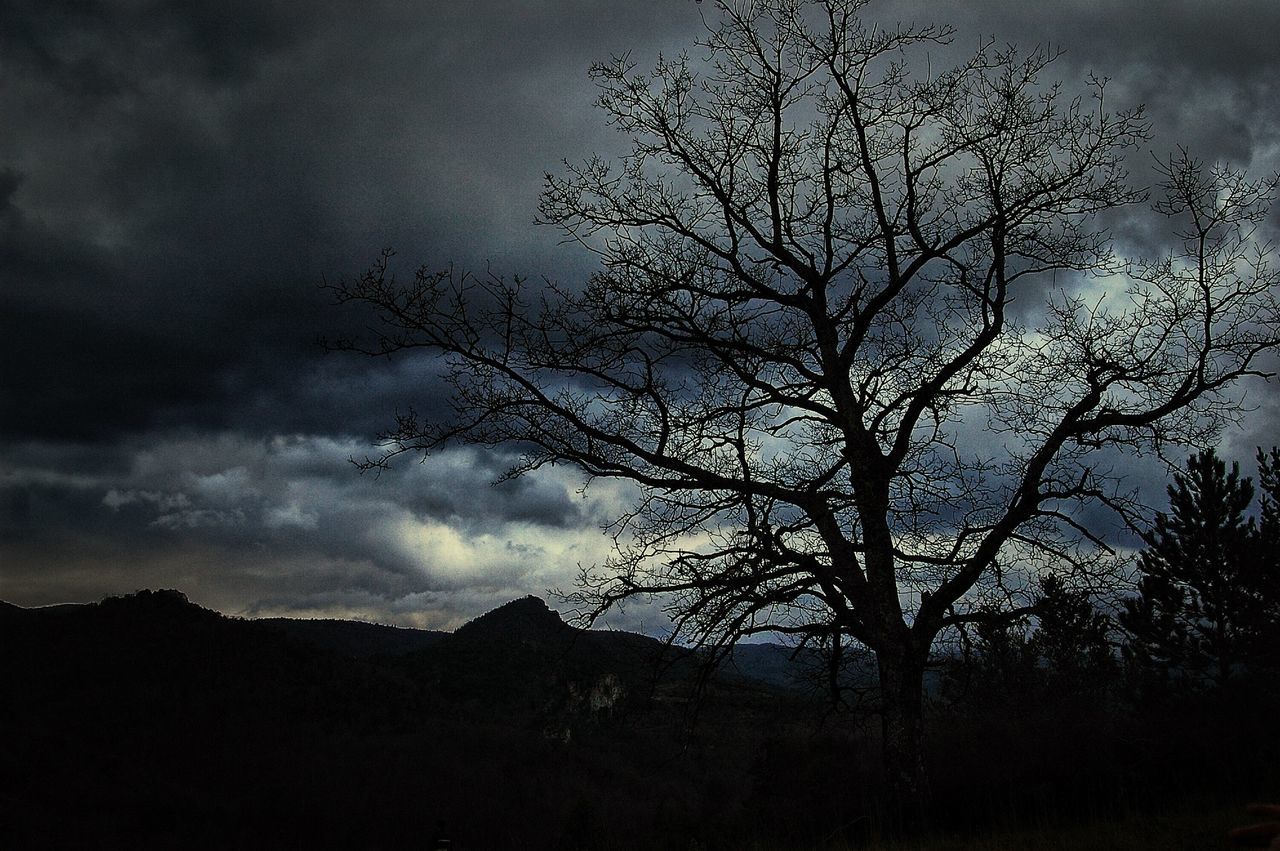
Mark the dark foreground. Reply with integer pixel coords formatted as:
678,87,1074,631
1,591,1275,849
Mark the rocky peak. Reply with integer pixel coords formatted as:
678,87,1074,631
453,595,569,644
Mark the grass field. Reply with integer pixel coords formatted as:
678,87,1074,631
856,803,1250,851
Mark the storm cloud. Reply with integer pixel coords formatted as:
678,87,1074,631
2,0,1278,626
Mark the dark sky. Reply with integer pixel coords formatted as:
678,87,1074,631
3,0,1278,629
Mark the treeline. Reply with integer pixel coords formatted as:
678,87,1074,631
921,446,1280,832
942,445,1279,694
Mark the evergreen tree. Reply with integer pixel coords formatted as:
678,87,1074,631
1259,447,1280,541
1120,450,1261,689
1029,576,1115,692
942,612,1037,705
944,577,1115,704
1252,447,1280,668
973,616,1038,695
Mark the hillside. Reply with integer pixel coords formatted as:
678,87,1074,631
3,589,1274,849
257,615,447,657
0,589,811,849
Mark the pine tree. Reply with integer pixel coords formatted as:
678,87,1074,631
1259,448,1280,536
942,612,1037,706
1120,450,1260,689
1252,447,1280,668
1030,576,1115,692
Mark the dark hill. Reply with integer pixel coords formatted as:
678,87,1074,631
453,594,569,643
448,594,667,677
423,595,693,720
0,589,810,850
0,598,33,624
259,616,446,658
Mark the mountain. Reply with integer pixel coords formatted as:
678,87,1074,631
453,594,570,642
417,594,693,722
0,590,861,707
0,589,812,849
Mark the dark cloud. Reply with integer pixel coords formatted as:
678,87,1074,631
918,1,1280,81
0,0,697,446
0,168,21,212
884,1,1280,170
3,0,1278,624
0,0,311,95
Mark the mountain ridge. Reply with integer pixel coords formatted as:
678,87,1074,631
0,589,853,687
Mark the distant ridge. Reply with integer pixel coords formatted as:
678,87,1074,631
260,616,446,657
0,599,27,615
0,589,221,632
97,588,214,620
452,595,569,643
0,589,809,849
0,599,34,627
0,590,822,691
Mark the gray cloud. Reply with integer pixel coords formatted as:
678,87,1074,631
884,1,1280,173
0,431,624,624
3,0,1279,625
0,0,701,445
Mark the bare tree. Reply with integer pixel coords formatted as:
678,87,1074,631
332,0,1280,811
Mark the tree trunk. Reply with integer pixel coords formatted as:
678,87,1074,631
877,646,930,831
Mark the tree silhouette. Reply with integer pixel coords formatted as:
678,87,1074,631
1244,447,1274,675
950,610,1037,702
1030,575,1114,693
945,576,1112,702
1259,448,1280,549
1257,447,1280,670
1120,450,1270,689
332,0,1280,811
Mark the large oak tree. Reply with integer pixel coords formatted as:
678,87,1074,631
333,0,1280,809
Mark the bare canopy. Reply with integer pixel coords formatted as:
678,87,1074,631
332,0,1280,808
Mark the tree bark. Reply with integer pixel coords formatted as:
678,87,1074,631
877,644,930,831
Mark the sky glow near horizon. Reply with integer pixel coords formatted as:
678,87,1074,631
2,0,1278,633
